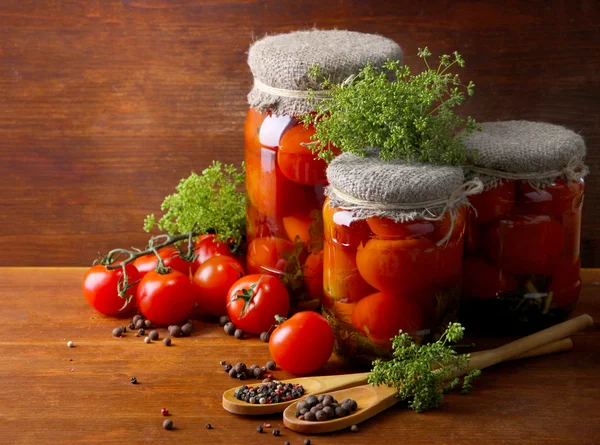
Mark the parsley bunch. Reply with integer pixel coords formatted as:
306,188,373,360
303,47,478,165
368,322,481,413
143,161,246,243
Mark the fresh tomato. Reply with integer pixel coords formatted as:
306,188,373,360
82,264,140,316
517,179,584,218
133,247,189,277
356,237,437,297
366,216,435,240
303,251,324,302
462,256,520,300
468,180,516,223
246,237,300,275
483,215,564,276
549,256,581,310
192,256,245,317
226,274,290,335
351,292,424,345
190,235,235,275
323,241,374,306
269,311,334,375
277,124,329,186
323,198,371,249
136,269,197,325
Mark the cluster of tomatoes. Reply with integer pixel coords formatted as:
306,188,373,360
463,178,584,310
82,234,334,375
322,197,465,348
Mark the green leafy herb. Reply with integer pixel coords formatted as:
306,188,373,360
144,161,246,243
368,322,481,413
302,47,479,165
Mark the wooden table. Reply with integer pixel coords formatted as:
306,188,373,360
0,268,598,445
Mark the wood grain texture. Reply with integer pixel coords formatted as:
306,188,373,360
0,0,599,266
0,266,598,444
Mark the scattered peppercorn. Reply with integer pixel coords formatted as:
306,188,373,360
234,363,247,374
272,429,280,436
266,360,276,371
304,440,311,445
229,368,238,378
144,336,152,344
350,424,359,432
137,328,145,336
144,319,152,329
67,341,74,348
112,327,123,337
259,331,270,342
256,425,263,433
161,408,169,416
234,328,244,339
169,325,182,337
224,364,232,373
224,322,236,336
253,367,265,379
149,330,159,341
220,360,226,365
135,319,144,329
285,442,290,445
182,323,194,336
163,337,172,346
130,377,137,384
205,423,212,429
120,325,127,333
262,377,273,383
236,373,246,380
133,314,143,324
163,419,173,430
219,315,231,327
128,322,135,330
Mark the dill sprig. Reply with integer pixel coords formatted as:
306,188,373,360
368,322,481,413
302,47,479,165
143,161,246,243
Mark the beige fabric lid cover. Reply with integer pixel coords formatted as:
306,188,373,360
247,29,403,116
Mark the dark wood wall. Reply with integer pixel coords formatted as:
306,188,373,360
1,0,598,266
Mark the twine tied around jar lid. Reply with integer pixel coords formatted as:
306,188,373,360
326,152,484,246
463,120,589,189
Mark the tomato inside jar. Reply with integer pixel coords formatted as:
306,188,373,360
322,200,466,366
461,178,585,334
244,109,329,312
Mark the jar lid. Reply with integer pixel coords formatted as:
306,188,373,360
247,30,402,116
326,152,481,223
464,121,588,182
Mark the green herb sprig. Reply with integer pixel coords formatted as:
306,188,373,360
302,47,478,165
144,161,246,243
368,322,481,413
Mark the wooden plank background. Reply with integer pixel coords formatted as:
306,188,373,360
1,0,598,267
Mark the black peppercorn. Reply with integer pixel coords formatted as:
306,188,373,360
181,322,193,336
130,377,137,384
224,364,232,373
128,322,135,330
219,315,231,327
163,419,173,430
266,360,276,371
304,440,311,445
135,319,144,329
144,319,152,329
163,337,171,346
256,425,263,433
350,424,359,432
259,331,270,342
138,328,145,336
234,328,244,339
272,429,280,436
149,330,159,341
224,322,236,336
205,423,212,429
112,327,123,337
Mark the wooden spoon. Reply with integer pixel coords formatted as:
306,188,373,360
283,314,592,434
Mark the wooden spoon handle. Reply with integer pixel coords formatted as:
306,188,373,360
470,337,573,362
464,314,593,376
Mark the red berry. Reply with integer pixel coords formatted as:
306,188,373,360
161,408,169,416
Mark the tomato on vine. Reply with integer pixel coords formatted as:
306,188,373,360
190,234,236,275
133,247,189,277
269,311,334,375
82,264,140,316
136,269,197,325
226,274,290,335
192,256,245,317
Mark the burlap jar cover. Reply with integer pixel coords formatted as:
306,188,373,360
247,30,403,116
463,121,589,186
326,151,483,243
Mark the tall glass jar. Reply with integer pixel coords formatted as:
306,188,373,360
460,121,588,334
245,30,403,311
322,152,481,366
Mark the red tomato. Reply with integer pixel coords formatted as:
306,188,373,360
462,257,520,300
82,264,140,316
246,202,286,241
190,235,235,275
278,124,329,186
133,247,189,277
323,241,375,306
465,209,483,255
366,216,435,240
351,292,424,345
226,274,290,334
483,215,564,276
436,240,463,288
468,180,516,223
246,237,300,275
269,311,334,375
517,179,584,218
356,238,437,297
323,198,372,249
192,256,245,317
303,251,324,302
549,256,581,310
136,269,197,325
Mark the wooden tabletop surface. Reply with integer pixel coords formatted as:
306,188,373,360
0,267,598,445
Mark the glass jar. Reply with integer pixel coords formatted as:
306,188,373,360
322,197,467,365
461,178,585,334
244,108,328,311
